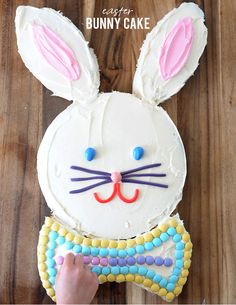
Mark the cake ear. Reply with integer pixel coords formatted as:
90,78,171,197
15,6,100,104
133,2,207,105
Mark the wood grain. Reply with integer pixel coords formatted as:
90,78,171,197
0,0,236,303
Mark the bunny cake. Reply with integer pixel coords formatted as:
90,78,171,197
15,2,207,302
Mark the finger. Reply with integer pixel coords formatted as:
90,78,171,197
63,252,75,266
74,254,84,267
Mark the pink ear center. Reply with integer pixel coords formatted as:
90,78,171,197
159,17,194,80
32,24,80,81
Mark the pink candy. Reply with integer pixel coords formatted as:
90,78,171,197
55,256,64,265
100,258,108,266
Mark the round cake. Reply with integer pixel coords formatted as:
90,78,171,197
15,2,207,302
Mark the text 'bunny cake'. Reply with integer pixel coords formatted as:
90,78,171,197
15,2,207,302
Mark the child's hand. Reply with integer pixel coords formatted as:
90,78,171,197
56,253,99,304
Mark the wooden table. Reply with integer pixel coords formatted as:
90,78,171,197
1,0,236,303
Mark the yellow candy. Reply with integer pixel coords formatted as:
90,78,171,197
74,235,83,244
45,217,53,227
178,277,187,286
42,280,50,289
109,240,118,248
98,274,107,283
184,260,191,269
166,292,175,301
168,218,178,227
184,251,192,260
135,275,144,284
150,284,159,292
40,272,49,280
136,236,144,245
174,286,182,295
58,227,67,236
151,227,161,237
159,223,168,232
65,232,74,241
83,237,91,246
117,241,127,249
41,226,50,236
38,245,47,254
143,233,153,242
176,224,185,234
39,236,48,245
143,279,152,287
38,254,46,263
116,274,125,282
51,223,60,232
159,288,167,296
52,296,56,302
39,263,47,272
182,269,189,277
127,239,136,247
185,241,193,250
47,288,55,297
92,239,101,247
101,239,109,248
107,274,115,282
126,274,134,282
182,233,190,242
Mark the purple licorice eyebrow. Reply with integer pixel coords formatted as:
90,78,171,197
121,163,162,176
123,173,166,178
69,178,111,194
70,165,111,176
121,178,168,188
71,176,110,182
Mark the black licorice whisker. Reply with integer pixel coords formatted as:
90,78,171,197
121,163,162,176
122,178,168,188
123,173,166,178
70,165,110,176
69,179,112,194
71,176,110,182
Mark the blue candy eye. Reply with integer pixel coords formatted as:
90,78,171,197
133,147,144,160
85,147,96,161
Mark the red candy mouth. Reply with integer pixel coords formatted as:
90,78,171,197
94,182,139,204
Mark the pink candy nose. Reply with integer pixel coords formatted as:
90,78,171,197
111,171,122,183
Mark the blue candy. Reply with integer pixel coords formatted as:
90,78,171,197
48,267,57,277
153,274,162,283
176,242,185,250
136,245,144,254
49,277,55,285
48,241,57,249
133,147,144,160
129,266,138,274
109,248,118,257
169,275,178,283
160,232,169,242
91,266,101,275
176,259,184,268
65,241,73,250
46,249,54,258
111,266,120,275
82,246,91,255
85,147,96,161
144,242,154,251
73,244,82,253
167,227,176,236
56,236,65,245
152,237,162,247
100,248,109,257
166,283,175,292
173,267,181,276
120,266,129,274
138,266,148,276
118,250,127,258
49,231,58,240
173,234,182,243
175,250,184,259
127,248,136,256
46,259,55,268
159,278,168,288
102,267,111,275
146,270,156,279
91,247,99,256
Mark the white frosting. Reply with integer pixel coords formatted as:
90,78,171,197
133,2,207,104
15,6,99,103
37,92,186,239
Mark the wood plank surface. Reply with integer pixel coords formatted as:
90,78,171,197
0,0,236,303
